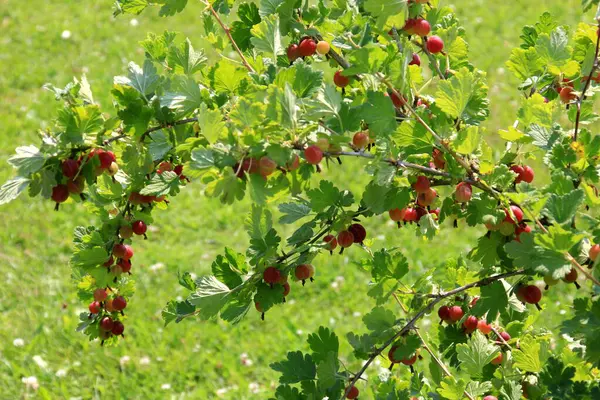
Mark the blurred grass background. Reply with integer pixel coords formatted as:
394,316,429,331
0,0,589,398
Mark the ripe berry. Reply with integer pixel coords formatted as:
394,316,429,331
483,396,498,400
119,225,133,239
455,182,472,203
93,288,108,302
345,386,359,399
286,154,300,171
316,40,330,55
463,316,478,333
174,164,184,176
496,331,511,345
401,354,418,365
348,224,367,244
413,176,430,194
295,264,314,281
98,151,116,169
415,207,428,221
105,299,115,312
514,224,532,242
298,38,317,57
117,259,132,273
409,53,421,66
589,244,600,261
521,166,534,183
432,148,445,169
563,268,578,283
67,176,85,194
522,285,542,304
323,234,338,251
100,316,114,331
426,36,444,54
353,131,370,149
263,266,281,284
417,188,437,207
477,319,492,335
287,44,300,62
132,220,147,235
283,282,291,297
510,165,524,182
559,87,577,103
389,208,406,222
448,306,464,322
389,91,406,107
51,184,70,204
112,296,127,311
113,244,134,260
103,256,114,267
504,205,524,224
255,302,264,313
304,145,323,165
402,19,417,35
259,156,277,177
438,305,451,322
111,321,125,336
334,70,350,88
403,207,418,222
89,301,101,314
413,19,431,36
491,353,503,365
61,159,80,178
388,346,401,363
337,230,355,248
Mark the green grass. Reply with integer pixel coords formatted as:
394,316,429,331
0,0,589,398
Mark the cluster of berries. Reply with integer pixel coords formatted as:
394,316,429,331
88,288,127,344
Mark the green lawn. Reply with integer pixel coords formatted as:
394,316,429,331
0,0,589,398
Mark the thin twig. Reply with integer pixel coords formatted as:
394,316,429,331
344,269,525,397
574,20,600,142
202,0,255,73
103,118,199,146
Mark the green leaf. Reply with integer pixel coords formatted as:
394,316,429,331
278,202,312,224
390,334,421,360
454,126,483,154
362,181,391,214
513,334,550,373
167,38,206,75
190,148,215,170
363,0,408,29
506,47,543,81
505,233,572,279
356,91,397,137
435,67,489,125
211,252,244,289
148,130,173,161
306,84,342,120
158,0,188,16
307,180,353,212
455,331,500,377
468,232,503,268
230,3,262,51
561,297,600,364
362,306,396,332
177,271,196,291
535,27,571,68
543,189,584,225
316,352,339,389
247,228,281,265
275,61,324,98
209,60,249,93
393,119,435,153
0,177,30,205
347,332,376,359
139,170,180,196
270,351,317,384
369,249,409,282
470,280,509,320
197,104,226,143
71,247,109,268
343,45,388,76
307,326,339,363
437,377,468,400
518,93,553,128
8,145,46,176
187,275,231,319
535,225,586,252
114,60,159,98
250,15,282,60
117,0,149,15
161,76,204,115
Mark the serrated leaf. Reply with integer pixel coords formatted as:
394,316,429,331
308,326,339,363
435,68,489,125
513,334,549,373
275,61,324,98
278,202,312,224
140,170,179,196
197,104,226,143
470,280,509,320
114,60,159,98
8,145,45,176
161,75,204,115
250,15,282,59
167,38,206,75
71,248,109,268
454,126,482,154
270,351,317,384
505,233,572,278
187,275,231,319
316,351,339,389
357,91,397,137
543,189,584,225
0,177,30,205
148,130,173,161
455,331,500,377
362,306,396,332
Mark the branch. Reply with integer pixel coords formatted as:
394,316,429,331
103,117,199,146
202,0,255,74
574,20,600,142
344,269,525,397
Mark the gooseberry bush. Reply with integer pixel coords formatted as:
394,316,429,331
3,0,600,398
